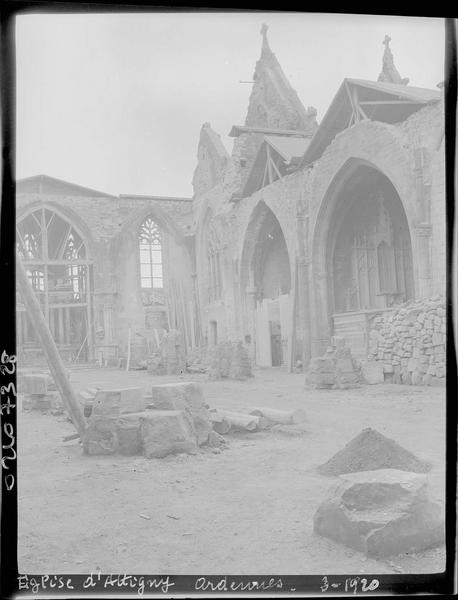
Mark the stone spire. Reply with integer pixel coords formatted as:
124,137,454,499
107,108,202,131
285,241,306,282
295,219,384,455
260,23,272,55
378,35,410,86
244,24,317,133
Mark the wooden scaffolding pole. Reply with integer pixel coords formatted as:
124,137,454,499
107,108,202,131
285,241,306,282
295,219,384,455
16,256,87,439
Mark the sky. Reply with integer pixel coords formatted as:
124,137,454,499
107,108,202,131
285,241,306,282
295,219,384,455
15,12,445,198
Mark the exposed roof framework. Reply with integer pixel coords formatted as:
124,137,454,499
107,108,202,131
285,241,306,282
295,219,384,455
300,78,440,167
229,125,313,138
242,134,310,197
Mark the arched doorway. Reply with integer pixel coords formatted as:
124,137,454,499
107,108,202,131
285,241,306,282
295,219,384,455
241,202,292,366
322,164,414,358
16,206,94,363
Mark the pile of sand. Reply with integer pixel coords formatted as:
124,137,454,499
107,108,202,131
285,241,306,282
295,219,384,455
318,427,431,476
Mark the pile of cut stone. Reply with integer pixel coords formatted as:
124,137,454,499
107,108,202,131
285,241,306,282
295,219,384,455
207,341,252,380
305,336,359,389
365,294,446,386
146,329,186,376
82,382,224,457
313,428,444,559
185,341,253,380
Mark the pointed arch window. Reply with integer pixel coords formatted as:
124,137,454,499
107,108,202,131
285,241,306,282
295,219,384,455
139,217,163,289
16,207,92,356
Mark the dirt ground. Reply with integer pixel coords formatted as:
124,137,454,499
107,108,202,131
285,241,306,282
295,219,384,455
18,366,446,575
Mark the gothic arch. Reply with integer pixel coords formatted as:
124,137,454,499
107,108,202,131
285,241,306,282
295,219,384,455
16,204,95,361
240,199,293,296
16,200,95,260
309,120,419,249
117,204,185,246
309,158,415,356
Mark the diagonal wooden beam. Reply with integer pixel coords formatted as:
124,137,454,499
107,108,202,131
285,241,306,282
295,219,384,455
16,256,87,439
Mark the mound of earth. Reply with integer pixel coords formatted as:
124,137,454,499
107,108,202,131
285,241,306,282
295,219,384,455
318,427,431,476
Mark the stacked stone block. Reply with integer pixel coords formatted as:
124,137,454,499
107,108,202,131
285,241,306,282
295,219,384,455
367,295,446,386
306,337,359,389
83,383,221,457
21,372,64,412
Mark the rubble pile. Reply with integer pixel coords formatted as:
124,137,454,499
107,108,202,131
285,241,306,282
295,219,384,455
318,427,431,476
83,382,224,457
366,294,446,386
305,336,359,389
186,341,252,380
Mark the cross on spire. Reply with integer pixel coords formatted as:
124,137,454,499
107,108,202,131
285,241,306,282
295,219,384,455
377,34,409,86
260,23,271,53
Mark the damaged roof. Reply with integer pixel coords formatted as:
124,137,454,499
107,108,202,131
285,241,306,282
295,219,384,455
242,134,310,197
16,174,117,198
300,78,441,167
263,135,311,162
229,125,312,138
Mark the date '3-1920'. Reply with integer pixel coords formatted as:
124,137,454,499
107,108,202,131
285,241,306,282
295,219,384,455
321,576,380,594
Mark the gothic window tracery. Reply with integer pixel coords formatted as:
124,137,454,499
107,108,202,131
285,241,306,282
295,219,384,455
139,217,163,289
16,207,92,357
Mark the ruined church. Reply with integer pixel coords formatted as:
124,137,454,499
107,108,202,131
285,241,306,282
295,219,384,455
16,27,446,384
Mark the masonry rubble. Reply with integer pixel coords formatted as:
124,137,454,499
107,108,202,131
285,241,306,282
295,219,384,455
83,382,224,457
305,336,360,389
184,341,252,380
366,294,446,386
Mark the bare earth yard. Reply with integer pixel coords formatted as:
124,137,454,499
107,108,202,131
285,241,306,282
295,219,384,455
18,367,446,575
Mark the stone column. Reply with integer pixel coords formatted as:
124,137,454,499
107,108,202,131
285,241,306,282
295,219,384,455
296,207,312,367
231,257,241,338
413,147,433,299
414,223,433,299
297,256,311,366
246,285,257,363
310,267,331,357
190,271,200,348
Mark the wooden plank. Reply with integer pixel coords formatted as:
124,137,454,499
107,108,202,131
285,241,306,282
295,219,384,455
58,307,65,344
283,260,297,372
359,100,421,105
16,256,87,439
126,327,132,371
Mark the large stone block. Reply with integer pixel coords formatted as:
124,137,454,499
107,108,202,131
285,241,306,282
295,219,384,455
83,416,119,455
313,469,444,558
92,388,145,417
150,382,212,446
140,410,198,459
84,413,144,456
22,373,49,396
